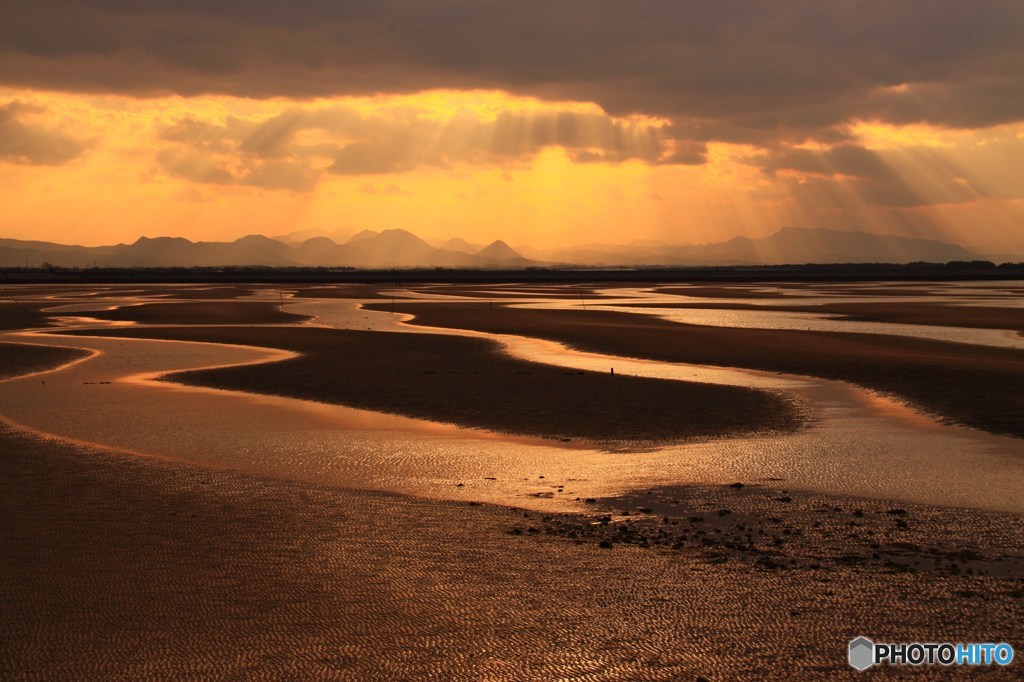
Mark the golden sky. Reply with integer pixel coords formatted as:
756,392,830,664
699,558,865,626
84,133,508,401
1,2,1023,256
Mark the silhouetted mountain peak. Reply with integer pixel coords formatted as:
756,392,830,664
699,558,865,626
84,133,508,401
347,229,379,244
235,234,279,245
342,228,438,266
272,227,353,244
378,228,425,241
295,236,338,249
356,229,433,251
440,237,481,254
477,239,523,261
133,236,192,246
0,226,990,268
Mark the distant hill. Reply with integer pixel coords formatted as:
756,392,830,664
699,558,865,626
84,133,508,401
691,227,976,265
476,240,530,265
271,227,354,244
0,227,987,269
347,229,380,244
342,229,467,267
289,237,349,266
439,237,483,254
0,235,299,268
539,227,978,265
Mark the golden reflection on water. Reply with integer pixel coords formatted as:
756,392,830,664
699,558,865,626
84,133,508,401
0,282,1021,514
524,299,1024,350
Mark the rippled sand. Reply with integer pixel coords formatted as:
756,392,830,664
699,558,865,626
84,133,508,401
3,426,1021,680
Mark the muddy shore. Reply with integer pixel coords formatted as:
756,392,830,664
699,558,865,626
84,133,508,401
1,420,1020,680
367,302,1024,438
61,325,803,444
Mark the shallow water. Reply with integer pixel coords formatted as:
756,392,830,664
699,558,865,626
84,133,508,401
1,285,1022,513
645,280,1024,307
520,283,1024,349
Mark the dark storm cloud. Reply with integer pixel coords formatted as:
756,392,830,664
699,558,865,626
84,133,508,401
1,0,1022,148
0,102,90,165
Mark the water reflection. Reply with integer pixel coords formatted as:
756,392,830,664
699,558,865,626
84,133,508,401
519,285,1024,350
1,284,1021,514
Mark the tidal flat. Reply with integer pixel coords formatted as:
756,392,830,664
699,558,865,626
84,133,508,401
1,281,1021,679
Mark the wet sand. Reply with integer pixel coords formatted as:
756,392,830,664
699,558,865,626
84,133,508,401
0,300,61,331
773,284,941,297
149,285,263,299
556,483,1024,579
654,285,795,299
658,282,1024,301
3,285,266,300
0,341,89,379
619,300,1024,333
369,302,1024,439
402,284,603,299
2,422,1021,680
61,325,802,443
86,301,311,325
289,285,406,299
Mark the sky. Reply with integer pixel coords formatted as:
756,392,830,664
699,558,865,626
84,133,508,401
1,1,1023,256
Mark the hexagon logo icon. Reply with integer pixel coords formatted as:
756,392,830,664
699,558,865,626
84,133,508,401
849,636,875,671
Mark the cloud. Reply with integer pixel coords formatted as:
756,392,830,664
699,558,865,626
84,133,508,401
755,142,984,208
0,101,90,165
154,103,675,189
329,141,411,175
156,115,321,190
1,0,1021,151
759,144,888,179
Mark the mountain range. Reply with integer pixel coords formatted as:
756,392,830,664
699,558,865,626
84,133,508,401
522,227,981,266
0,230,532,269
0,227,987,269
